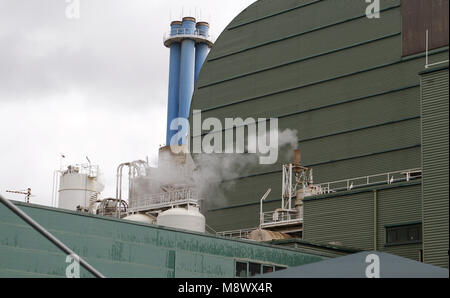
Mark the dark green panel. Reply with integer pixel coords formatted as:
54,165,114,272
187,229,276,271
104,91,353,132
303,192,374,250
198,36,402,105
303,182,423,260
376,184,423,261
194,50,448,112
189,0,449,255
210,0,400,59
206,200,281,231
200,8,402,86
421,66,449,268
198,86,420,131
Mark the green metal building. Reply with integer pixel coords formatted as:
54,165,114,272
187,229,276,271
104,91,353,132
189,0,449,268
420,65,449,268
1,0,448,277
0,201,338,278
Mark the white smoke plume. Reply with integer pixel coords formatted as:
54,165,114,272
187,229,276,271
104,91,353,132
192,128,299,207
128,128,299,210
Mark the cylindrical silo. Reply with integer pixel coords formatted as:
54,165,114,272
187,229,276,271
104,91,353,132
166,21,182,146
195,22,210,84
178,17,197,144
58,165,104,212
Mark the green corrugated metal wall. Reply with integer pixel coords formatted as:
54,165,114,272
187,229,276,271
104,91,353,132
303,191,375,250
190,0,449,231
376,183,423,261
421,66,449,268
0,201,327,278
303,182,423,261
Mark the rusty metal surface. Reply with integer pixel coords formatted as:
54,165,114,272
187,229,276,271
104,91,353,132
402,0,449,56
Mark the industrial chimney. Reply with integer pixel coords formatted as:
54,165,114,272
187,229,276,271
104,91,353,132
164,17,213,146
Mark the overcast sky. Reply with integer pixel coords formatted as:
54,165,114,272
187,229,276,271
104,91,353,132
0,0,256,206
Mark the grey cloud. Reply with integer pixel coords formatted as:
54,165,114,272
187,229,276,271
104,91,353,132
0,0,257,206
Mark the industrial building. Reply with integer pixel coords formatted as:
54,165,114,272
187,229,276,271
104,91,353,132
0,0,448,278
190,0,449,268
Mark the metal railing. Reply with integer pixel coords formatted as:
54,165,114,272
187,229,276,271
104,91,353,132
63,163,99,178
129,188,199,212
317,168,422,194
217,228,257,239
163,28,214,44
260,211,302,228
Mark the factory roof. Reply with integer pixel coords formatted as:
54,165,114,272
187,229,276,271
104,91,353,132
259,251,449,278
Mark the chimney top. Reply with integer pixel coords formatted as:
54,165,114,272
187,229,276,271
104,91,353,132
182,16,196,23
196,21,210,28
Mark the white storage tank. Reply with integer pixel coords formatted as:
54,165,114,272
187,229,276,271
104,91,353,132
124,213,156,225
58,165,104,212
157,206,205,233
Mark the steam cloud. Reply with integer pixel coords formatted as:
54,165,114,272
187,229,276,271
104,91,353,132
129,129,299,211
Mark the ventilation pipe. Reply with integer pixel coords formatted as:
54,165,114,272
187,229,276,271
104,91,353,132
164,17,213,146
166,21,182,146
195,22,210,83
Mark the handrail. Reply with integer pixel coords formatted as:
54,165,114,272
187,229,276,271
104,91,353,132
260,210,302,227
217,228,257,239
0,195,105,278
163,28,214,46
316,168,422,194
130,188,199,210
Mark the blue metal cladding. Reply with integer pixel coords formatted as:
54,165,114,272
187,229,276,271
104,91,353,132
178,18,197,144
166,22,182,146
195,23,210,84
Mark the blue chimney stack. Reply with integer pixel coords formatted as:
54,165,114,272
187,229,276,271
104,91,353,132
164,17,213,146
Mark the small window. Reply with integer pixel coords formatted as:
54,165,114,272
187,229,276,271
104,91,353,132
263,265,274,274
407,226,421,241
275,266,287,271
386,223,422,246
235,261,286,277
235,262,247,278
249,262,261,277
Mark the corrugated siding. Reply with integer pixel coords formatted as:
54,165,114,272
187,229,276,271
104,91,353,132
377,184,423,261
303,192,374,250
190,0,449,231
421,67,449,268
304,182,423,260
0,202,326,278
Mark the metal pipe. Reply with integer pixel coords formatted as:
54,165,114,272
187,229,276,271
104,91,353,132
178,17,197,145
115,163,129,218
281,166,285,209
425,30,429,68
195,22,210,84
289,165,293,210
166,21,182,146
259,188,272,227
373,190,377,251
0,195,105,278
